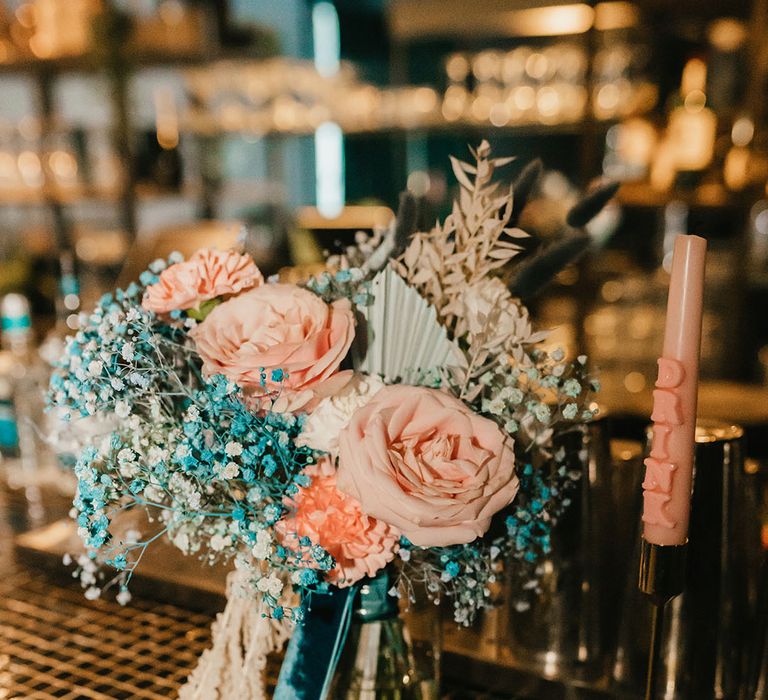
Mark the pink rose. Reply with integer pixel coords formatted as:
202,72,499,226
277,456,399,587
190,284,355,411
142,249,263,314
337,385,518,547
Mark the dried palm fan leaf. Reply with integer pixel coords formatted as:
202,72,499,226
358,266,462,384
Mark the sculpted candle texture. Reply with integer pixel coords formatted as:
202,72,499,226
642,234,707,546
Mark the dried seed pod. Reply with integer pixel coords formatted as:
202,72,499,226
510,233,591,300
566,180,619,228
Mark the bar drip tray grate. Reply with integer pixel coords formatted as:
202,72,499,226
0,567,216,699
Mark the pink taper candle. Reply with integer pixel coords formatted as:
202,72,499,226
642,234,707,546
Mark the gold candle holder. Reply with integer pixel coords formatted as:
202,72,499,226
638,539,688,700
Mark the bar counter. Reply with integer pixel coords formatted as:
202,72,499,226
1,478,618,699
0,481,217,699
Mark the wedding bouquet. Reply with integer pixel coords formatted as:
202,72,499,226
48,142,602,696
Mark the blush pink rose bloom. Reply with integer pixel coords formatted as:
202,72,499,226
277,456,399,587
190,284,355,411
142,248,263,314
336,385,518,547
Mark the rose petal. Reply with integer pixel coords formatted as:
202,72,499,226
337,385,518,547
190,284,355,413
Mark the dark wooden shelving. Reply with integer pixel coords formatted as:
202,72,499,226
0,185,201,208
617,181,746,209
183,112,645,140
0,47,266,76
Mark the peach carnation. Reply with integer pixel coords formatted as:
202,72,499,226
277,456,399,587
337,385,518,547
190,284,355,412
142,248,263,314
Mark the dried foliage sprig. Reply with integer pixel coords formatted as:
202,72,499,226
392,140,528,335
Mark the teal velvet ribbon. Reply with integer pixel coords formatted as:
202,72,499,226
273,569,397,699
273,584,359,700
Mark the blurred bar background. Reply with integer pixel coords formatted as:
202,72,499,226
0,1,768,410
0,1,767,698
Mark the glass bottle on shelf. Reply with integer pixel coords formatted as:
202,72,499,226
667,58,717,188
330,568,440,700
15,118,44,196
44,128,81,197
0,121,21,196
38,248,81,369
0,293,45,518
87,128,122,196
2,292,34,364
57,249,81,323
0,361,19,459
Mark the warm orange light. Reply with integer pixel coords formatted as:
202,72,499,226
708,18,747,52
159,0,185,27
17,150,42,186
525,52,549,80
503,4,595,37
297,205,394,230
48,150,78,180
219,102,245,131
512,85,535,112
15,3,36,29
489,102,510,126
442,86,467,121
412,87,438,113
446,54,469,82
731,116,754,147
536,86,560,120
390,0,639,39
472,51,500,81
681,58,707,96
669,101,717,171
154,88,180,149
470,95,493,121
601,280,623,302
0,152,15,178
308,103,331,127
684,89,706,113
724,146,750,190
406,170,430,197
616,118,658,169
596,83,620,115
29,34,54,58
624,371,646,393
595,2,640,31
273,96,300,131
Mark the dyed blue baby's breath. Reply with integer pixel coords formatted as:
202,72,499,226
47,257,330,620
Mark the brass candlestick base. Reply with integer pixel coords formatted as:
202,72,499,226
638,539,688,700
639,539,687,604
